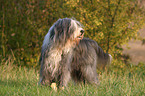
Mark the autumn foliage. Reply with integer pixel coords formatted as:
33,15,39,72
0,0,145,67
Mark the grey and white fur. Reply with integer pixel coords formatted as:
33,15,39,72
39,18,112,88
71,38,112,84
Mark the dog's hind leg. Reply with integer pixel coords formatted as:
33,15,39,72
82,66,99,85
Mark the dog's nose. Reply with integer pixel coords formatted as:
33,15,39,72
80,30,84,34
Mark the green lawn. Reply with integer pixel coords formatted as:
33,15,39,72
0,60,144,96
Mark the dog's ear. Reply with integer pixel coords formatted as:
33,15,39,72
53,18,73,44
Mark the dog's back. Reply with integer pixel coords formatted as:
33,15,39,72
73,38,112,70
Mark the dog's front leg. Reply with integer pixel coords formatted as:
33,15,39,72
58,65,71,89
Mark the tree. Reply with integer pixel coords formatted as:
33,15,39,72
1,0,145,66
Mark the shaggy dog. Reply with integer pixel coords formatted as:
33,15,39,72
39,18,112,89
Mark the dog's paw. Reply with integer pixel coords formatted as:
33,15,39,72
51,83,57,91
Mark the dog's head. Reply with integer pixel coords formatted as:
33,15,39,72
42,18,84,51
52,18,84,44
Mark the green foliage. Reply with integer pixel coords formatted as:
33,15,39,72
0,58,144,95
0,0,145,66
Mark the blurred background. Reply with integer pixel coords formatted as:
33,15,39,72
0,0,145,67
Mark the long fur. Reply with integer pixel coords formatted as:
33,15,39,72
71,38,112,84
39,18,84,87
39,18,112,88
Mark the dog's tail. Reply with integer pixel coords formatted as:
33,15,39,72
91,40,112,69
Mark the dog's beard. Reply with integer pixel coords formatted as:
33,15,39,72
76,35,84,45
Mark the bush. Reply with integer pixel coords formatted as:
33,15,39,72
0,0,145,67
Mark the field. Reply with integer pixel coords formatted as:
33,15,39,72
1,0,145,95
0,58,144,96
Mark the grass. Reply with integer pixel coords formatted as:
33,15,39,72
0,58,145,96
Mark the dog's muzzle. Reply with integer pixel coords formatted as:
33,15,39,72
77,29,84,39
80,30,84,35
